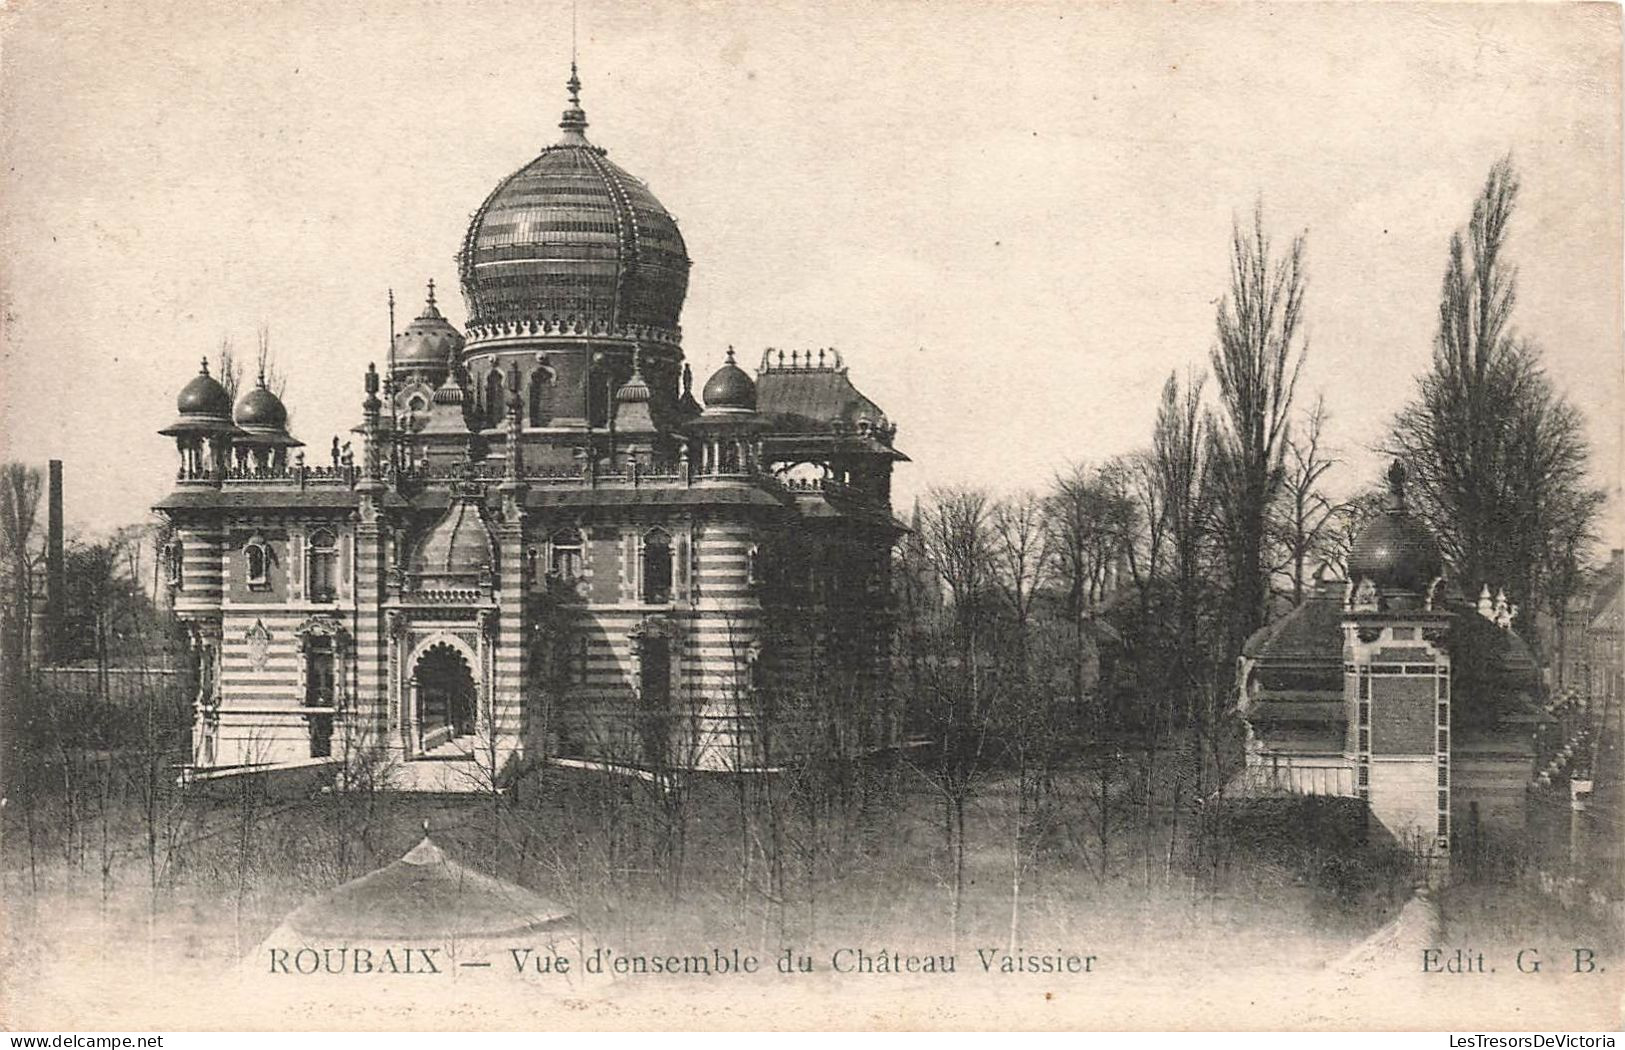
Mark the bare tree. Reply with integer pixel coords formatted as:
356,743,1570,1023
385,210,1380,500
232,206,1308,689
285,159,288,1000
0,462,44,693
990,490,1050,635
1271,394,1341,606
216,336,242,405
1208,202,1308,650
1385,155,1603,632
915,485,998,946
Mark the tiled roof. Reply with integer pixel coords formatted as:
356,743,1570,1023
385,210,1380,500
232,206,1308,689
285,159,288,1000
1243,590,1344,662
757,369,885,432
154,488,390,511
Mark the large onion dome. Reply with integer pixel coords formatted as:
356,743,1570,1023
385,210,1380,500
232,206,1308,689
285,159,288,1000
1348,463,1444,595
457,67,690,343
160,358,239,437
410,495,496,588
702,348,757,413
394,280,464,372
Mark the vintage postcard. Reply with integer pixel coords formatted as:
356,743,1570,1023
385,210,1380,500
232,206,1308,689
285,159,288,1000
0,0,1620,1033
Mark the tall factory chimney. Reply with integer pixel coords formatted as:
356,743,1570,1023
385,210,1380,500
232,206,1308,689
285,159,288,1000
45,459,63,666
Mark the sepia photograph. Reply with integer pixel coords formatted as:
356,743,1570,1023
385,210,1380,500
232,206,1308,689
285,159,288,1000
0,0,1620,1033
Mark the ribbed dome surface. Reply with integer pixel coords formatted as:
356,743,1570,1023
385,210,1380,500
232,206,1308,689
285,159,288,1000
1348,465,1443,594
457,83,689,337
395,286,464,369
411,499,494,582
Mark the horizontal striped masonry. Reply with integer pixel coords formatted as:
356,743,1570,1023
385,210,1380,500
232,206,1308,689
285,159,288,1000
175,529,223,610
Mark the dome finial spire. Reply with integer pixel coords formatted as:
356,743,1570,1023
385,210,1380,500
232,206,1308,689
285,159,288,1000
1386,460,1407,510
559,60,589,143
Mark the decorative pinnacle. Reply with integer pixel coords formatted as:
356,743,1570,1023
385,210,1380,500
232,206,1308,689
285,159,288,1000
199,356,210,376
1386,461,1407,507
559,61,589,141
725,345,736,366
426,278,436,308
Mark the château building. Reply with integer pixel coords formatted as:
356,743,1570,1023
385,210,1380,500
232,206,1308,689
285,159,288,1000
1237,464,1545,857
154,69,906,788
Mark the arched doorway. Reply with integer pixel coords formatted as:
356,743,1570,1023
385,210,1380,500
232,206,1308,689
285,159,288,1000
414,642,477,753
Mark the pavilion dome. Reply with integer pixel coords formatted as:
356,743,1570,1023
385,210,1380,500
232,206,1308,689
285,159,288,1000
457,67,689,342
160,358,239,437
1348,463,1444,595
394,281,464,370
702,349,757,412
235,379,287,430
176,360,233,419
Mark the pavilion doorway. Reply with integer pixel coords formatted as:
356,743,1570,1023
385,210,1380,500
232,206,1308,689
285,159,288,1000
415,642,477,754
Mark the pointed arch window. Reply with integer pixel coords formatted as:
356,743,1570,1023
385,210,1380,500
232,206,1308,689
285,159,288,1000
307,529,338,603
244,536,270,590
641,528,672,604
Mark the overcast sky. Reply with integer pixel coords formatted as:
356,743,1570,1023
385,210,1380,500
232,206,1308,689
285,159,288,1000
2,1,1619,548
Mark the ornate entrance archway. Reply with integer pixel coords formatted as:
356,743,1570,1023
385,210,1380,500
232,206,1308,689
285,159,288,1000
412,641,477,754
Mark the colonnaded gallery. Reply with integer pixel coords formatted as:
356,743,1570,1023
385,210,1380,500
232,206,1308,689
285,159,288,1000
154,69,906,788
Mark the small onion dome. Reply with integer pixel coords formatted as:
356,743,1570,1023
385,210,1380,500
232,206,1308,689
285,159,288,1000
234,374,303,447
160,358,240,437
410,496,495,584
1348,463,1443,594
394,280,464,371
702,347,757,413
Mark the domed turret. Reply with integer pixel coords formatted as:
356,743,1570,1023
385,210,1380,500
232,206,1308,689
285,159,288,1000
457,67,690,343
702,348,757,414
232,371,302,463
161,358,239,438
394,280,464,378
235,383,287,429
1348,463,1443,597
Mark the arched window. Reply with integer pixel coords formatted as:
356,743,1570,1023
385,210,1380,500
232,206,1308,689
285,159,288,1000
529,368,555,427
641,528,672,604
307,529,338,602
746,544,761,587
244,537,269,589
486,369,506,428
166,540,184,588
550,527,584,580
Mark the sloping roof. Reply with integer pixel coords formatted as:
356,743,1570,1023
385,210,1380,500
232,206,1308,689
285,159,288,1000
154,488,403,511
757,368,885,431
1243,590,1345,662
281,834,571,940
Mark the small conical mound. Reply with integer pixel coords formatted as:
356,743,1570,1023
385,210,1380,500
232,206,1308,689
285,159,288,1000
280,834,571,940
